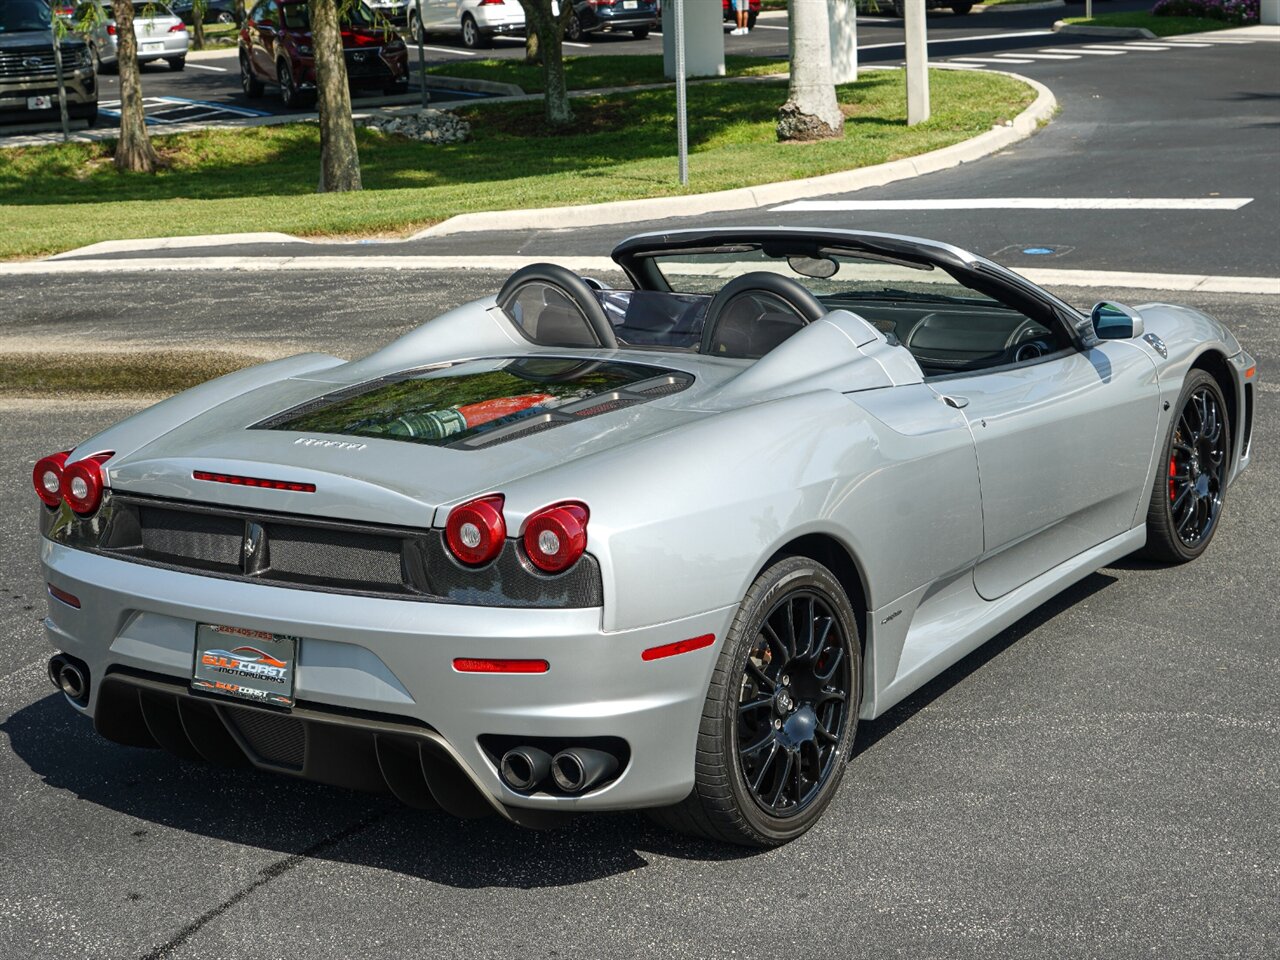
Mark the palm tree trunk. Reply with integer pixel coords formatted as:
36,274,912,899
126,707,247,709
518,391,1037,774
777,0,844,142
191,0,206,50
112,0,158,172
311,0,361,191
517,0,572,127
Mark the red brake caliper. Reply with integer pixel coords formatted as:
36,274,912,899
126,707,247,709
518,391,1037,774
1169,454,1178,501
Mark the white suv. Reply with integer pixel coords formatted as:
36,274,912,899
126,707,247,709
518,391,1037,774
408,0,525,49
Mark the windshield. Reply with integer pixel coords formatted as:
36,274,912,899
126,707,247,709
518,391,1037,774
281,1,376,29
0,0,52,32
649,245,1003,306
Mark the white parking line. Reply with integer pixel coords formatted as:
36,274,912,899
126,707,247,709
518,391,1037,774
1057,48,1127,55
1084,45,1140,51
1159,41,1214,47
563,41,591,48
750,24,790,30
998,52,1080,60
770,198,1254,211
1122,43,1173,50
949,57,1035,65
421,45,475,56
857,29,1053,51
186,63,228,72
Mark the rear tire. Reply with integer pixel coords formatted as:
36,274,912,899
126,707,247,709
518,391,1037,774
951,2,974,13
240,51,264,96
460,14,489,48
648,556,861,847
167,56,186,71
631,26,650,39
1141,370,1231,563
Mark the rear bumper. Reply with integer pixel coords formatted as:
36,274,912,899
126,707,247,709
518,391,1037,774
42,539,733,817
0,71,96,116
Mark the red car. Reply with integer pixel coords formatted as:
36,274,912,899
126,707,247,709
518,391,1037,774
238,0,408,108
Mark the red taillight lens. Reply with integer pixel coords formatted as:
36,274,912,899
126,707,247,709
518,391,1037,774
453,658,548,674
106,23,116,34
170,22,187,31
62,453,111,515
642,634,716,662
33,452,70,507
445,494,506,566
522,501,588,573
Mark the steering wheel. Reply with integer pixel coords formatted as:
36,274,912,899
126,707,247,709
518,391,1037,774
699,272,828,358
496,263,618,350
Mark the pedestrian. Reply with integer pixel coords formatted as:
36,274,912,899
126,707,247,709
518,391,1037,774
731,0,751,35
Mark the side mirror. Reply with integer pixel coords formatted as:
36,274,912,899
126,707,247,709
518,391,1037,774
1090,301,1145,340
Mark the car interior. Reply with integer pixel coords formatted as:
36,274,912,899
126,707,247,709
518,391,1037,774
495,254,1070,380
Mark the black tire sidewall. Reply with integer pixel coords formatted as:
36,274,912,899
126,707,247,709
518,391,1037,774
710,557,861,845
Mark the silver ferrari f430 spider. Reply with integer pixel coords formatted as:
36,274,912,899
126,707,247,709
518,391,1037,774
35,228,1257,846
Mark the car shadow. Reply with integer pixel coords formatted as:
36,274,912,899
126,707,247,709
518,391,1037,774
3,571,1117,889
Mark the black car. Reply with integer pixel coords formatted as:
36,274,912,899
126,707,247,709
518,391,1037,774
566,0,658,42
169,0,242,25
1,0,97,127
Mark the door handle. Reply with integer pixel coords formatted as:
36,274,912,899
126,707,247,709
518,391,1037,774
941,395,969,409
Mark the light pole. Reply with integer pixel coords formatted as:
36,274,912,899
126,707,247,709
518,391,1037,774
904,0,929,127
414,0,428,108
673,0,688,185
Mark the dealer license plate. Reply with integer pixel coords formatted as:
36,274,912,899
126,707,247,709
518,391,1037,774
192,623,298,708
622,0,638,8
141,40,164,52
27,96,53,110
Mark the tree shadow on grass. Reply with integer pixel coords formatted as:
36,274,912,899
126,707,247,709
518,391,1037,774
3,572,1118,890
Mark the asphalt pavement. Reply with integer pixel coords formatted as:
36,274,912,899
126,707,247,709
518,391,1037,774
0,272,1276,959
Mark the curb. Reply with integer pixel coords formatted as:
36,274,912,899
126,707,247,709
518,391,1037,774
411,69,1058,240
1052,21,1157,38
975,0,1064,11
424,74,526,97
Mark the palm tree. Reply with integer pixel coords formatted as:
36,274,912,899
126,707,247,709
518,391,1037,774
310,0,361,191
516,0,573,127
777,0,844,142
111,0,159,172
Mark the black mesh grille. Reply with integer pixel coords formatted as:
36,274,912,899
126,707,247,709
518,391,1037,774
266,523,403,589
139,506,242,569
85,495,604,608
226,706,306,769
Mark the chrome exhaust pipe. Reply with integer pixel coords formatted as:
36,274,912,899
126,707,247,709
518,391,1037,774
499,746,552,791
48,656,88,703
551,747,619,794
47,655,67,692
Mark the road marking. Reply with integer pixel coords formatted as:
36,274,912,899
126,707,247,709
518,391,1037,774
1122,43,1173,50
421,45,475,56
770,198,1254,211
563,41,591,48
857,29,1053,51
949,57,1036,65
1158,41,1214,47
996,52,1080,60
1055,48,1127,55
4,255,1276,296
750,24,790,30
186,62,228,71
1084,44,1143,51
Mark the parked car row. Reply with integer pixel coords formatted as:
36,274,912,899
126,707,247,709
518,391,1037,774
405,0,659,51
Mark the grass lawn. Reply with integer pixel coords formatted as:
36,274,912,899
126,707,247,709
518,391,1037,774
0,68,1034,260
426,54,786,93
0,350,256,396
1060,11,1240,35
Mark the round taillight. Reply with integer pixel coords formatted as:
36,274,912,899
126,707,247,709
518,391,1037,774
523,502,589,573
62,458,106,515
445,494,506,566
32,452,70,507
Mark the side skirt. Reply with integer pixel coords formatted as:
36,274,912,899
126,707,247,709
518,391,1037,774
862,526,1146,719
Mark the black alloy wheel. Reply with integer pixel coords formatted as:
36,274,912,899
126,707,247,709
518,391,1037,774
215,10,235,23
409,10,423,43
1143,370,1231,562
566,13,583,42
735,589,852,818
650,556,861,847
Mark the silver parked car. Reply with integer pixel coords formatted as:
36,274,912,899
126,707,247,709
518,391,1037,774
35,228,1257,847
76,0,189,72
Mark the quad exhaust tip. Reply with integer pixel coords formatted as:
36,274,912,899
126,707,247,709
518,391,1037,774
550,747,619,795
499,746,553,791
48,654,89,704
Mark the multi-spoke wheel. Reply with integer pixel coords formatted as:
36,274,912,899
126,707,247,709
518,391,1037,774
1143,370,1231,562
650,556,861,847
